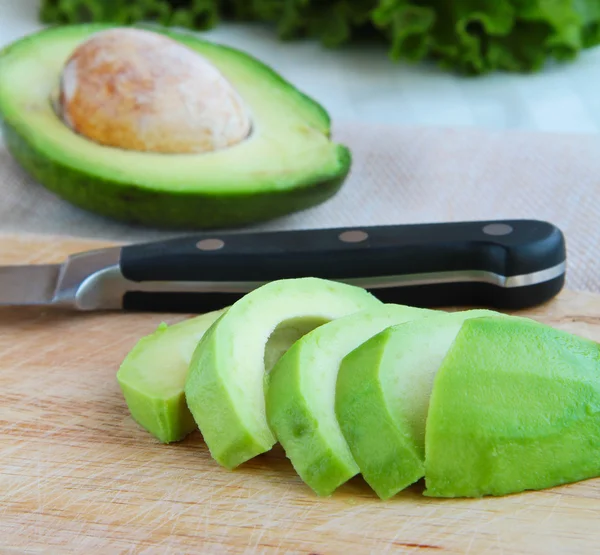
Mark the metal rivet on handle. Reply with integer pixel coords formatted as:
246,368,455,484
196,238,225,251
339,230,369,243
482,224,513,236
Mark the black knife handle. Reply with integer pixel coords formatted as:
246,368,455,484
120,219,564,281
119,219,566,311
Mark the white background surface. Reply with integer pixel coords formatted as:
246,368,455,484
3,0,600,135
1,0,600,294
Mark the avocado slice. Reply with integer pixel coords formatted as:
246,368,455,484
425,316,600,498
117,307,227,443
335,309,502,499
0,24,351,228
266,303,434,496
184,277,382,470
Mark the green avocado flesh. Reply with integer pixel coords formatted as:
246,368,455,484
117,308,227,443
425,316,600,498
0,24,351,228
335,309,502,500
266,303,434,496
114,275,600,500
184,278,382,470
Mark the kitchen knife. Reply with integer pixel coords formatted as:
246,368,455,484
0,219,566,312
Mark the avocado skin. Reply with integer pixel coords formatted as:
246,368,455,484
0,24,352,229
1,121,351,229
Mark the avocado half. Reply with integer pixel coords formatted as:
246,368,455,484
0,24,351,228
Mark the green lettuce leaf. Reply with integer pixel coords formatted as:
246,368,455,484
38,0,600,74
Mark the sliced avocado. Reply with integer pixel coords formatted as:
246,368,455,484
0,24,351,228
425,316,600,498
117,307,227,443
335,309,502,500
266,303,434,496
184,277,382,470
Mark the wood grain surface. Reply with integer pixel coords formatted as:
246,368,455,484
2,233,600,554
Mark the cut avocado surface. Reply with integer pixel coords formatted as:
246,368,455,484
335,309,502,500
117,307,227,443
184,278,382,470
266,303,435,496
425,316,600,498
113,275,600,500
0,24,351,228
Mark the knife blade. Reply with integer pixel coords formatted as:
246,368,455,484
0,219,566,312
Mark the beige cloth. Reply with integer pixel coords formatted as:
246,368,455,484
0,122,598,292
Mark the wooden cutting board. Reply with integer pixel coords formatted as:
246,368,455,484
2,233,600,554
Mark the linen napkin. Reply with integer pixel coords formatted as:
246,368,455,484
0,121,598,292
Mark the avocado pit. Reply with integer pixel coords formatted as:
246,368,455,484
56,28,252,154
